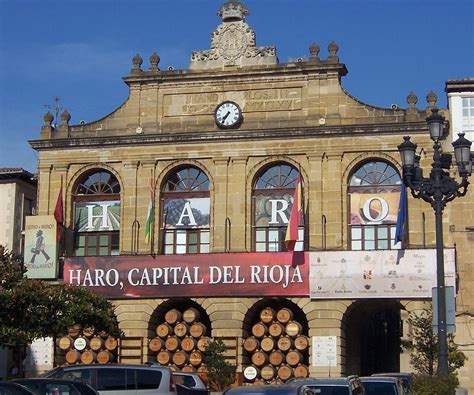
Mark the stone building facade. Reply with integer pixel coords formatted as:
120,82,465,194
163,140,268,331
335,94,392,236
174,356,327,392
30,2,474,390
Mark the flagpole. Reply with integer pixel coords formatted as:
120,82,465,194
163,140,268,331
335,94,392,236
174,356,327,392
150,169,155,256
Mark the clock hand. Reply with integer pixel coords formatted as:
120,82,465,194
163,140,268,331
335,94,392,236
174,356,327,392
222,111,231,121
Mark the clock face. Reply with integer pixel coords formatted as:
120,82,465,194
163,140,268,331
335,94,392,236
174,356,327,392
215,101,242,129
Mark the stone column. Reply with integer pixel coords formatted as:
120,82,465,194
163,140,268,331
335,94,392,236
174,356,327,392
227,158,248,252
119,161,139,255
212,158,230,252
307,154,323,250
322,154,344,249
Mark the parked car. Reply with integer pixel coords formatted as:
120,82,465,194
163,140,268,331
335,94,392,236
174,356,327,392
288,376,365,394
360,376,406,395
0,382,34,395
11,378,98,395
223,384,315,395
173,372,209,391
371,373,413,393
143,363,209,394
42,363,176,395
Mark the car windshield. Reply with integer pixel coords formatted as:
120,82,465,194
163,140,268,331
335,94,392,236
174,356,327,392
14,382,83,395
309,386,348,395
363,382,397,395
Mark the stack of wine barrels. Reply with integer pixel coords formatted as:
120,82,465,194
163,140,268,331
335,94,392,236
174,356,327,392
57,325,118,365
149,308,210,373
243,307,309,383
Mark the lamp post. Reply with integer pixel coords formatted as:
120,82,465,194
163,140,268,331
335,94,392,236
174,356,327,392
398,108,473,376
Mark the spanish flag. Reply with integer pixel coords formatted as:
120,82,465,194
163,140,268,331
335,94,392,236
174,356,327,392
144,179,155,244
285,172,303,251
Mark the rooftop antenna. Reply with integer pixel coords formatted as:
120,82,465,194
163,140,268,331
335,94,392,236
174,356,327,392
44,96,67,128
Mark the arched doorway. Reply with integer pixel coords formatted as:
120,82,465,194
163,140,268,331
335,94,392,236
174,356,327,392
343,300,402,376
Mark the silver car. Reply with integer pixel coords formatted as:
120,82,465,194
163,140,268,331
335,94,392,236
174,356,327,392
360,376,406,395
42,363,176,395
173,372,208,391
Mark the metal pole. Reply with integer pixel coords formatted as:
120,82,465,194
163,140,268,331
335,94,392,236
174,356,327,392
434,199,449,376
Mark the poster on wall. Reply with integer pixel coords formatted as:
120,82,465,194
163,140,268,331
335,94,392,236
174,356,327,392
312,336,337,367
74,200,120,232
64,252,308,298
162,197,210,228
350,191,399,225
254,193,295,226
24,215,58,279
310,249,456,299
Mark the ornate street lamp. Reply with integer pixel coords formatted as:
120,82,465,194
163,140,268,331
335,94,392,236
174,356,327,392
398,108,472,376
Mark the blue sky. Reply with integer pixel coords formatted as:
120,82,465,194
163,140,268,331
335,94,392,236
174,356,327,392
0,0,473,172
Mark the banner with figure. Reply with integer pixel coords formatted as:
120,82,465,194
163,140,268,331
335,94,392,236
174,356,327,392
24,215,58,279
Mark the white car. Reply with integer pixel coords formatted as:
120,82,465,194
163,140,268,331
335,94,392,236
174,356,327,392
173,372,209,393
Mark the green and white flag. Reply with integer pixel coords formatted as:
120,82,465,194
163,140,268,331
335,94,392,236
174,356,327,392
145,180,155,244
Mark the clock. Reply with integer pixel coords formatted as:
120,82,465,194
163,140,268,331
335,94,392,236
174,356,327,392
214,101,242,129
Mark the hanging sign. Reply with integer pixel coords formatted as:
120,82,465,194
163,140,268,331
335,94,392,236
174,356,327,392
24,215,58,279
64,252,308,299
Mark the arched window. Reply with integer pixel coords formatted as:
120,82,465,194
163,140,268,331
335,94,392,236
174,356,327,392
161,166,210,254
73,170,121,256
348,160,402,250
252,163,304,252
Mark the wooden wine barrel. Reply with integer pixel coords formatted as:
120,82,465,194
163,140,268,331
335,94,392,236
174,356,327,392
73,337,89,351
97,350,114,364
294,364,309,378
181,364,197,373
251,350,268,367
81,350,97,364
157,350,173,365
197,337,211,352
260,365,276,381
165,336,180,352
82,326,95,338
285,321,302,338
67,324,81,338
174,322,189,338
251,322,268,338
181,337,197,352
165,309,182,325
90,336,104,351
294,335,309,351
58,336,73,351
156,323,173,338
190,323,207,338
182,308,200,324
189,351,203,366
260,336,275,352
277,364,294,381
168,364,178,372
172,350,189,367
269,350,285,366
197,365,208,383
259,307,276,324
243,365,259,382
270,378,284,386
276,308,294,324
65,350,80,364
286,350,303,367
149,337,165,352
105,337,118,351
243,336,260,353
277,336,293,352
268,322,285,338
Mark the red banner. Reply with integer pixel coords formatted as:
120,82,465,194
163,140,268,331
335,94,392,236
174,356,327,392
64,252,308,299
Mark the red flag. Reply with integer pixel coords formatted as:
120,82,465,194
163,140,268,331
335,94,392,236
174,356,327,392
54,178,64,242
285,172,303,251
